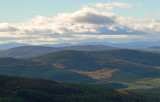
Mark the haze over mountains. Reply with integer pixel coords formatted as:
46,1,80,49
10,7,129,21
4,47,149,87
1,41,160,50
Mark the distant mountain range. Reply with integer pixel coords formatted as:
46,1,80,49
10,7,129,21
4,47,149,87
45,41,160,49
0,45,117,58
1,43,160,59
0,41,160,50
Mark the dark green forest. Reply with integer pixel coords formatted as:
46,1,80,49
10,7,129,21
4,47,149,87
0,75,160,102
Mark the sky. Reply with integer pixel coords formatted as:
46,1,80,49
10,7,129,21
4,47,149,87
0,0,160,45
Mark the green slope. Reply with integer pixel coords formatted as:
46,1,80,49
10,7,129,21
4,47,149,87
32,49,160,81
0,58,95,83
85,49,160,66
34,49,160,68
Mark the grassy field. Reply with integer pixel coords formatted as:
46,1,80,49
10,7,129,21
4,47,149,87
92,78,160,91
121,78,160,90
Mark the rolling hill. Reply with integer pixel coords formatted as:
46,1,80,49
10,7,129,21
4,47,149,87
0,75,160,102
0,57,95,83
32,49,160,81
0,45,117,58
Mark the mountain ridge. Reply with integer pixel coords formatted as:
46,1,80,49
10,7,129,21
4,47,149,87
0,45,117,58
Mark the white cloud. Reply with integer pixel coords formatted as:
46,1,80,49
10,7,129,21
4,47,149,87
0,6,160,45
116,17,160,33
92,2,133,10
54,7,116,25
0,23,18,32
0,7,117,37
108,26,117,31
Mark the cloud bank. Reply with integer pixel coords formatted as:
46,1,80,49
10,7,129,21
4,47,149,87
0,5,160,45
